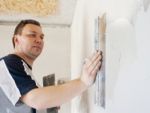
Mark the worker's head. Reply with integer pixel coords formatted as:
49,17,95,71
12,19,44,60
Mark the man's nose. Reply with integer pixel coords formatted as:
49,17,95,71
35,36,43,43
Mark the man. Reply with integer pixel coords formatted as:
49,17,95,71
0,19,102,113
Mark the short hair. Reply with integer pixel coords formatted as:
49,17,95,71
12,19,41,48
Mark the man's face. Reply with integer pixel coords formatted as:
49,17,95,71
15,24,44,59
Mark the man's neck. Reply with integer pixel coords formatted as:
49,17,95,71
13,51,34,67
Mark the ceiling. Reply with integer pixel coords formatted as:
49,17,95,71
0,0,77,27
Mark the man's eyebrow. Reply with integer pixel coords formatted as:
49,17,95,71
28,31,44,36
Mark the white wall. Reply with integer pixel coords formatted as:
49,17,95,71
88,6,150,113
109,8,150,113
71,0,150,113
91,6,150,113
0,26,14,56
0,25,71,113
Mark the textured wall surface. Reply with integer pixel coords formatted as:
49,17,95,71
0,0,77,26
71,0,150,113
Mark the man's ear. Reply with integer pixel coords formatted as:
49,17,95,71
13,35,20,46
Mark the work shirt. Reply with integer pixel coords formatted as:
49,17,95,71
0,54,37,113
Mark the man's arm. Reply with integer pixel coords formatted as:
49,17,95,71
21,79,87,110
21,51,102,110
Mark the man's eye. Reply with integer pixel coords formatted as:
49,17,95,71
40,36,44,40
27,34,36,37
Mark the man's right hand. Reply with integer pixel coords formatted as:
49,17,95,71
80,51,102,87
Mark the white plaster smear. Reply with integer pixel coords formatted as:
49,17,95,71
71,0,150,113
143,0,150,11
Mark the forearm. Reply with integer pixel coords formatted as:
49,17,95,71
21,78,87,110
21,51,102,110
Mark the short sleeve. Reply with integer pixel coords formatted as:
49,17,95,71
0,55,37,106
